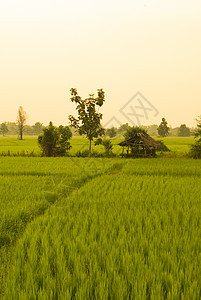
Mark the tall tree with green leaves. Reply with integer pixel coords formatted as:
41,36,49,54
69,88,105,156
158,118,169,137
0,123,8,136
16,106,27,140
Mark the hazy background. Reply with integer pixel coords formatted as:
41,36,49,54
1,0,201,127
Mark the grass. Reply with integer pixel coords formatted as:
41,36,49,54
0,157,200,298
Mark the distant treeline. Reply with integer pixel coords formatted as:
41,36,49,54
0,122,44,136
0,121,195,137
104,123,195,137
0,122,84,137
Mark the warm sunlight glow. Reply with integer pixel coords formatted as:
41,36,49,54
1,0,201,127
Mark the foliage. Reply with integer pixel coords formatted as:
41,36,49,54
23,125,35,135
168,126,179,137
0,123,8,136
190,142,201,159
124,126,146,140
105,127,117,138
38,122,72,157
190,116,201,158
16,106,27,140
95,138,114,156
69,88,105,156
32,122,44,135
102,139,113,155
24,122,43,135
194,116,201,140
158,118,170,137
94,138,103,146
143,124,158,136
0,122,43,136
117,123,130,135
178,124,191,137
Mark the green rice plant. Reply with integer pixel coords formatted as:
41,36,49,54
0,156,117,295
2,159,201,299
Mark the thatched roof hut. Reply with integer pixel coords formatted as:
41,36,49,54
118,132,162,158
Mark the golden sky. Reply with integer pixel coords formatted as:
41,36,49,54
0,0,201,127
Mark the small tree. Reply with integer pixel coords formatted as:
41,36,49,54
106,127,117,138
158,118,169,137
178,124,190,137
16,106,27,140
0,123,8,136
38,122,72,157
69,88,105,156
124,126,146,140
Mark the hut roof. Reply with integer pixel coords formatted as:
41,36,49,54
118,132,162,149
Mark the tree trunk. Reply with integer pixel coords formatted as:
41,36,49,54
20,126,23,140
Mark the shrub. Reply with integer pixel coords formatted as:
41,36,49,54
38,122,72,157
94,138,114,156
102,139,113,155
190,116,201,159
190,141,201,159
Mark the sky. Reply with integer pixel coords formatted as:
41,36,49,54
0,0,201,128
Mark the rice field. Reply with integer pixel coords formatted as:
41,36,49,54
0,135,195,156
0,155,200,299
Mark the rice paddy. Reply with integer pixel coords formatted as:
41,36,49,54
0,150,200,298
0,135,195,156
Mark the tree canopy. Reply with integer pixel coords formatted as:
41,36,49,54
106,127,117,138
68,88,105,156
16,106,27,140
158,118,169,137
0,123,8,136
178,124,191,137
